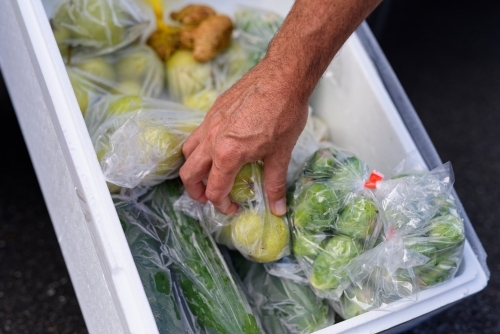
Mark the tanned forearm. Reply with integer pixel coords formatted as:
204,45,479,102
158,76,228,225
265,0,383,102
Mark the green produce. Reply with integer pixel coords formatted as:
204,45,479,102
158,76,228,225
182,89,218,112
105,95,142,116
239,260,335,334
230,163,263,205
310,236,361,291
111,80,143,95
330,156,365,185
334,196,378,239
144,180,261,334
53,0,124,49
334,288,370,319
116,47,155,82
68,71,90,114
166,50,213,102
76,57,116,82
232,209,289,263
292,230,326,258
428,214,465,249
293,182,341,232
114,198,190,333
303,148,339,178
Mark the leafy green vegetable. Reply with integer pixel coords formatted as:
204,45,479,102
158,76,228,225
143,180,261,334
334,196,378,240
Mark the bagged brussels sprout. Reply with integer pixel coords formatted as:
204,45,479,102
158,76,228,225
177,162,291,263
68,44,165,98
85,95,205,189
341,163,462,314
114,194,199,333
67,68,109,115
124,180,261,333
233,254,335,334
49,0,155,60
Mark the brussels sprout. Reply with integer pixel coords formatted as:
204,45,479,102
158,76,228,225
293,182,341,232
417,258,458,287
68,73,90,114
310,236,360,291
111,80,143,95
329,156,365,185
292,230,326,258
334,196,377,239
229,163,262,205
304,148,339,178
232,209,289,263
116,47,157,82
428,214,465,249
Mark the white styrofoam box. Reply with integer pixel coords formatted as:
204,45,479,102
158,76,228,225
0,0,488,334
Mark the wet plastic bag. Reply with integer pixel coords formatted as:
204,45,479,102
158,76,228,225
85,95,205,189
50,0,155,59
68,44,165,99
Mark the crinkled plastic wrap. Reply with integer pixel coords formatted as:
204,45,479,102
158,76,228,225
129,180,261,333
114,194,199,333
50,0,155,59
85,95,205,189
235,6,283,66
290,148,379,299
289,147,465,318
68,44,165,99
233,254,335,334
165,7,283,111
340,163,464,314
178,162,291,263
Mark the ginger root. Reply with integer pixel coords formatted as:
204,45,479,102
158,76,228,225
147,23,180,61
170,5,216,26
179,15,233,62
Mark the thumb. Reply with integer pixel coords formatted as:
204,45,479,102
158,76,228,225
263,153,290,216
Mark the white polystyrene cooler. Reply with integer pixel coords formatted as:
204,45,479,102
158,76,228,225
0,0,489,333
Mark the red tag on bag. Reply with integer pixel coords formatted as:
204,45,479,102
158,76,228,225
364,170,384,189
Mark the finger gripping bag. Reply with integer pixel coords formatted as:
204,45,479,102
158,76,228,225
68,44,165,98
85,95,205,189
50,0,155,59
178,162,291,263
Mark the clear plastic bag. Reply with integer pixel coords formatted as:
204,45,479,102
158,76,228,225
114,193,199,333
234,254,335,334
117,180,261,333
178,162,291,263
165,7,284,111
68,44,165,99
85,95,205,189
289,147,465,317
50,0,155,59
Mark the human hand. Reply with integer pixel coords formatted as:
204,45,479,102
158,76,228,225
179,58,309,216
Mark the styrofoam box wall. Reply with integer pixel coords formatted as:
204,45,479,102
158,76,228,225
0,0,488,333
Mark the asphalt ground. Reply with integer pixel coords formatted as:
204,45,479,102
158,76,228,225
0,0,499,332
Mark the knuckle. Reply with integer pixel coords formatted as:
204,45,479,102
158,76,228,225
266,182,287,196
179,165,193,183
205,188,224,205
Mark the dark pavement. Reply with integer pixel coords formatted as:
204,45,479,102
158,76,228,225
0,0,499,333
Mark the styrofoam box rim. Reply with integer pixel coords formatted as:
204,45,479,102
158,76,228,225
8,0,488,333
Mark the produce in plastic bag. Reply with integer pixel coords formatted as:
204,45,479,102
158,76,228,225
50,0,155,59
165,7,284,111
341,163,462,313
234,254,335,334
114,195,198,333
129,180,261,333
235,7,284,67
85,95,205,189
178,162,291,263
68,44,164,99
